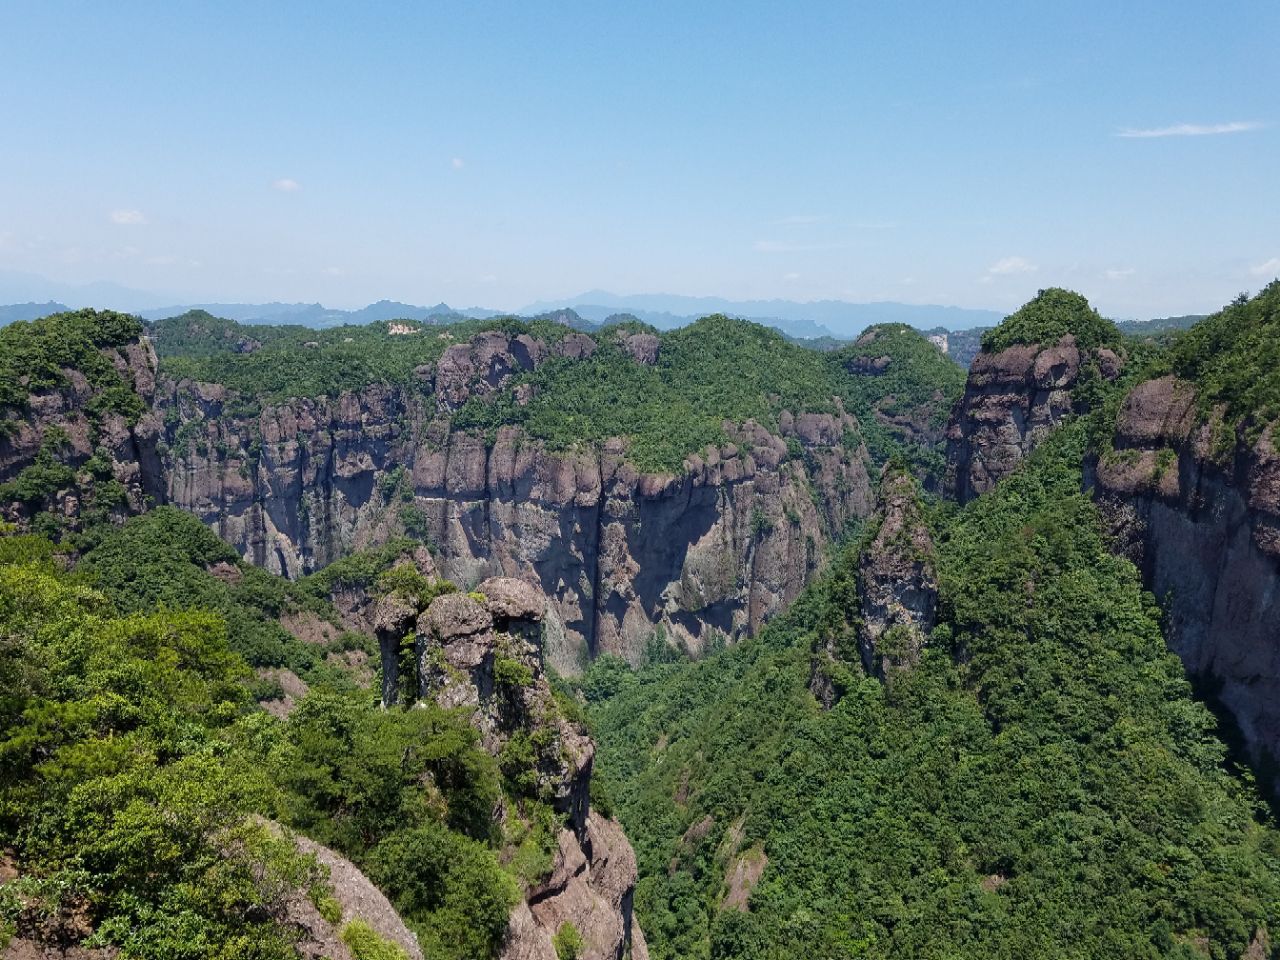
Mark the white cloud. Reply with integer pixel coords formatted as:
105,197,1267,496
451,157,465,170
783,272,800,281
775,214,827,225
272,178,301,192
1105,267,1136,280
110,209,146,225
324,266,345,277
987,256,1038,276
1117,121,1263,139
1251,257,1280,277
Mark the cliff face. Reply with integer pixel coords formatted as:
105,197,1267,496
856,470,937,680
0,337,166,523
1091,375,1280,788
945,334,1121,503
405,577,647,960
152,331,875,671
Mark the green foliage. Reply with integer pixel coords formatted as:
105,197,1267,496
0,309,144,417
157,311,960,475
1165,281,1280,430
586,424,1280,960
0,540,322,958
553,920,585,960
75,508,355,688
340,920,409,960
366,823,517,960
981,288,1122,354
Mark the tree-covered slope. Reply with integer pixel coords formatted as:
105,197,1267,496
0,519,586,959
583,424,1280,960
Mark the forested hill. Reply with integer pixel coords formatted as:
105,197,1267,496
151,309,963,475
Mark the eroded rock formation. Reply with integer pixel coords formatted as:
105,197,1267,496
945,334,1121,503
856,469,937,679
404,578,647,960
152,331,874,670
1091,375,1280,790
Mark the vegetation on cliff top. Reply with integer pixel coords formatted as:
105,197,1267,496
1165,281,1280,428
155,309,962,474
0,308,146,420
584,424,1280,960
981,288,1122,355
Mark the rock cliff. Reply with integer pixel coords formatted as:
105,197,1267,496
945,333,1121,503
151,330,874,670
1091,374,1280,790
856,468,937,679
405,577,647,960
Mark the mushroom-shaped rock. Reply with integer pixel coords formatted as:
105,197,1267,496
422,591,491,640
477,577,545,623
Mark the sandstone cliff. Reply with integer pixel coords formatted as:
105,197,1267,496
856,468,937,680
405,577,647,960
945,333,1121,503
0,335,165,524
151,330,875,670
1091,375,1280,790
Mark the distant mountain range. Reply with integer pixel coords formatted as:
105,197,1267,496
520,290,1006,339
135,300,505,326
0,273,1209,347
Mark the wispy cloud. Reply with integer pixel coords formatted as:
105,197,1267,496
110,209,146,225
977,256,1039,277
451,157,465,170
1117,121,1263,139
783,272,801,281
1105,267,1136,280
1251,257,1280,277
272,178,301,192
775,214,827,225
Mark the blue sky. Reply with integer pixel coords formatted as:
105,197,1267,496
0,0,1276,318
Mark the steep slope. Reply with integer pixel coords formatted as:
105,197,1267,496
944,289,1124,503
585,425,1280,960
1091,282,1280,791
0,515,646,959
1,309,961,671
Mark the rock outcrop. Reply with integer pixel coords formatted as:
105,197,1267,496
945,334,1121,503
0,324,877,670
0,337,165,525
856,469,937,679
1091,375,1280,790
407,578,646,960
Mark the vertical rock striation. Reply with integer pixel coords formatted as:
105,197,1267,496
151,330,876,670
945,333,1121,503
856,469,937,679
1091,375,1280,789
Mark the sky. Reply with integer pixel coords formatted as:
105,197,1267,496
0,0,1276,319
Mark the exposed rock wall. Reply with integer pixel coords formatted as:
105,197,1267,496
0,338,166,522
856,470,937,679
0,328,876,670
945,334,1121,503
409,578,647,960
1091,375,1280,789
152,332,875,670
